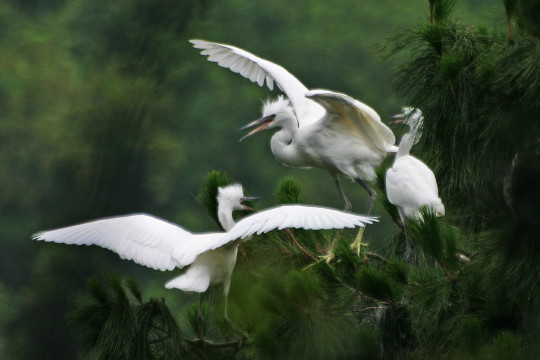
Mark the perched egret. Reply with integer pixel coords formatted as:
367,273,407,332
391,107,423,143
385,134,445,260
191,40,397,258
33,183,375,336
191,40,397,217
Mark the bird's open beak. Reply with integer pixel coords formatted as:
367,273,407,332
238,114,276,142
241,196,261,212
390,113,405,125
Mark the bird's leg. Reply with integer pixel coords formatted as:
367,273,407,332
396,208,414,264
197,294,205,343
325,239,338,263
354,178,377,215
403,223,414,264
319,230,343,263
350,178,377,255
350,227,368,256
333,175,352,212
223,294,250,340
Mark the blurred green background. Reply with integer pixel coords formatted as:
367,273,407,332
0,0,501,358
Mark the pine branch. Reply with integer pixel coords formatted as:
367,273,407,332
284,228,318,261
196,170,232,230
365,252,389,264
185,337,248,349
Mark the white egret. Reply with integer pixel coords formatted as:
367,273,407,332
191,39,396,257
385,134,445,260
33,183,375,337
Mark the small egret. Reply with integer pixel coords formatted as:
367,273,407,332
385,134,445,260
191,40,397,257
33,184,375,336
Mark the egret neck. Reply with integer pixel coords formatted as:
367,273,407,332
396,134,415,158
269,116,307,167
217,202,237,232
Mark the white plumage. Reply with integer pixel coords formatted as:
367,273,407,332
33,184,376,296
385,134,444,260
191,39,397,216
386,134,444,220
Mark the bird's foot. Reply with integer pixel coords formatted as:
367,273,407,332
350,228,368,256
197,329,205,344
224,316,251,341
319,251,336,264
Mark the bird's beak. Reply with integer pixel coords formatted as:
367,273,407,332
238,114,276,142
241,196,261,212
390,113,405,125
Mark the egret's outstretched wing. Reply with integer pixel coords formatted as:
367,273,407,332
171,232,225,268
207,205,377,251
306,90,397,153
33,214,194,271
190,39,325,126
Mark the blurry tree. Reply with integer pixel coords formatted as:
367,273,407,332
0,0,209,358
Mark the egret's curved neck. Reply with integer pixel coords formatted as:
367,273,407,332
269,115,301,164
218,204,236,232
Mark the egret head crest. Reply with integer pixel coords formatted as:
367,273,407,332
262,95,294,119
402,107,423,128
217,183,245,208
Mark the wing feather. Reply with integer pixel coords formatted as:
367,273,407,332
190,39,324,127
33,214,194,271
266,75,274,91
207,205,376,251
256,69,266,86
171,232,225,267
306,89,397,153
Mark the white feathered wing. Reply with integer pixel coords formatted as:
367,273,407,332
34,206,376,293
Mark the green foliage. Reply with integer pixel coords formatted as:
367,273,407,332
356,328,381,359
481,331,523,360
503,0,519,18
452,317,486,357
71,275,187,360
429,0,457,24
409,207,460,276
356,266,403,305
196,170,232,229
251,270,359,360
386,259,408,285
274,176,301,204
515,0,540,36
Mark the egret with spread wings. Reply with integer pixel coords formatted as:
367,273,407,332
33,184,375,336
191,40,396,257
